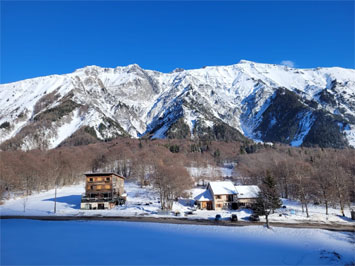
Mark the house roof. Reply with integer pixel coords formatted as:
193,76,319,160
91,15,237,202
208,181,237,195
194,190,213,202
235,185,260,199
84,172,125,179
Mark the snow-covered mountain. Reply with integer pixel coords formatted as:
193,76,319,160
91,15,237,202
1,60,354,150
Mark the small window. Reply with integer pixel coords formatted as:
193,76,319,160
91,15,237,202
90,185,94,190
88,178,94,182
216,195,221,199
106,177,110,181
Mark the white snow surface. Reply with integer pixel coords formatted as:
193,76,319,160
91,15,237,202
1,182,353,226
208,181,237,195
235,185,260,199
48,109,84,148
1,60,355,149
187,164,234,180
2,219,354,265
343,124,355,147
194,189,213,201
290,111,316,146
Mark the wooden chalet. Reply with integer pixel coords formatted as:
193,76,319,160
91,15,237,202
80,172,126,210
195,181,260,210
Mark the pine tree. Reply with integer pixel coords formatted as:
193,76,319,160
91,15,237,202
254,171,282,228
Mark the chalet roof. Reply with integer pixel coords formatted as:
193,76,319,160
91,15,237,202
208,181,237,195
194,190,213,202
235,185,260,199
84,172,125,179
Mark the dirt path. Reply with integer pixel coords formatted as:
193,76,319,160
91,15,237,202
1,215,354,232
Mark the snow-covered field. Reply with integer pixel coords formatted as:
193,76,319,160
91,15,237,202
1,182,354,226
1,219,354,265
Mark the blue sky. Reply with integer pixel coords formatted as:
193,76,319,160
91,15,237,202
1,1,354,83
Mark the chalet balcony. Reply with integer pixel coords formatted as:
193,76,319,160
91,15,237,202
81,193,118,203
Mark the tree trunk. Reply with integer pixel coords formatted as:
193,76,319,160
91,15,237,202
23,177,28,213
265,213,270,229
23,198,27,213
305,202,309,218
54,186,57,214
285,181,288,199
340,201,345,216
325,200,328,215
140,177,143,188
334,174,346,217
322,189,329,215
159,190,164,210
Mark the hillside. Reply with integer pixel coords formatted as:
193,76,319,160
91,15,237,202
1,60,354,150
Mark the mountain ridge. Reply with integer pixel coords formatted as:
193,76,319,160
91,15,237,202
1,60,354,150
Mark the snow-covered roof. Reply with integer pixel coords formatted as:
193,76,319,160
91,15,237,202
235,185,260,199
194,190,213,201
208,181,237,195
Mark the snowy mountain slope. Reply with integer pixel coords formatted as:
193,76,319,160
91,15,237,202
0,60,354,150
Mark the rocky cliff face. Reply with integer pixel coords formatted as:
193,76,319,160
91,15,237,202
0,60,354,150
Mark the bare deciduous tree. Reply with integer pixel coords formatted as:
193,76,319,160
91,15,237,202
152,160,193,210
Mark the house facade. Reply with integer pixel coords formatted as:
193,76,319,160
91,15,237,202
234,185,260,208
195,181,260,210
195,189,213,210
80,172,126,210
207,181,238,210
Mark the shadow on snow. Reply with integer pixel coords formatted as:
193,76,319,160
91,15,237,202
43,195,81,209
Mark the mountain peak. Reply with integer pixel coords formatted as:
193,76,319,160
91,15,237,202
238,59,254,64
126,63,142,70
74,65,103,73
0,61,354,150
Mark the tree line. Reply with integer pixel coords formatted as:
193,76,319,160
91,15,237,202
0,137,354,213
236,147,355,216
